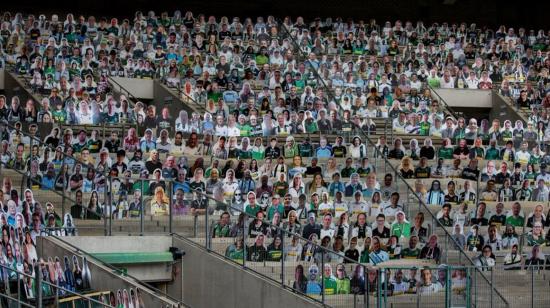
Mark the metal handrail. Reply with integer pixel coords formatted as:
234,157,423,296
281,19,471,268
0,262,115,308
427,84,460,121
278,21,509,307
358,126,510,307
0,293,34,308
278,20,336,103
100,173,376,307
1,120,106,177
48,235,190,307
0,159,108,224
107,76,139,109
165,79,207,113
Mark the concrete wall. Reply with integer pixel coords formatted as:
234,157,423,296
110,77,154,100
62,236,172,253
432,88,493,108
0,69,5,90
4,71,39,105
490,91,526,124
37,236,179,307
60,236,173,282
152,80,196,128
432,88,527,126
168,236,322,308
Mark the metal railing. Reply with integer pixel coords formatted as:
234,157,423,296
426,84,461,121
0,158,108,233
163,78,207,115
169,189,476,308
1,120,111,224
57,121,138,150
0,262,114,308
44,235,189,307
279,23,509,306
358,126,510,307
0,43,530,308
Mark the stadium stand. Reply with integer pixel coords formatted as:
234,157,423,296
0,10,549,307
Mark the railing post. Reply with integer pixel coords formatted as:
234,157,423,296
242,217,247,269
108,176,112,236
384,119,388,141
383,269,388,306
377,269,382,308
193,214,197,238
474,268,477,306
531,267,534,308
36,263,42,308
16,271,20,308
102,124,106,148
281,231,285,287
445,236,449,264
321,247,325,305
169,182,173,234
416,284,421,308
55,279,59,306
446,266,451,308
103,169,108,236
476,173,480,207
29,133,33,173
466,267,471,308
140,179,144,235
205,196,209,250
61,156,66,222
390,118,394,143
364,265,368,308
490,268,494,308
122,123,126,149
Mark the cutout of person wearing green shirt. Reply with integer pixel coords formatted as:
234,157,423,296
437,138,454,160
505,202,525,227
323,264,338,295
226,238,245,263
335,264,351,294
391,211,411,238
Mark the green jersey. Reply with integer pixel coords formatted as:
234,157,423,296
401,248,421,259
485,147,500,160
87,139,102,153
505,215,525,228
213,223,231,238
438,147,454,160
283,145,299,158
238,149,252,159
238,124,253,137
267,249,283,262
245,205,260,217
336,278,351,294
51,109,67,124
428,77,440,88
229,249,244,262
304,120,318,133
267,204,284,221
299,143,314,157
323,277,338,295
419,122,431,136
72,142,88,153
391,222,411,238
